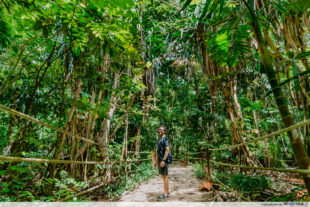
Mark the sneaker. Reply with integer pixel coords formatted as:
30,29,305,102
157,194,169,200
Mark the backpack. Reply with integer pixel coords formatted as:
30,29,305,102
167,150,172,164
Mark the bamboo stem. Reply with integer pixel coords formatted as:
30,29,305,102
0,104,101,146
210,160,310,174
0,156,151,165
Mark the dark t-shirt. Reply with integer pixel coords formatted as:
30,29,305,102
157,136,169,161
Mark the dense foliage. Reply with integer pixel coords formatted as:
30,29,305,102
0,0,309,201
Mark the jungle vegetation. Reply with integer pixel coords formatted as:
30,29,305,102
0,0,309,201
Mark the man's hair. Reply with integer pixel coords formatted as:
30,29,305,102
158,125,166,131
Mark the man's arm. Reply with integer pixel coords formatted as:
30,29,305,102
154,151,158,167
160,146,169,167
162,146,169,161
152,151,157,167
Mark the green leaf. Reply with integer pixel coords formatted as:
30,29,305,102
181,0,193,11
295,51,310,59
215,33,229,53
199,0,211,21
292,59,299,91
295,0,310,12
55,189,67,196
9,165,27,173
194,47,202,63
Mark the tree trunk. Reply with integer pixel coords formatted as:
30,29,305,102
222,79,260,166
96,71,121,182
123,113,128,177
49,80,82,178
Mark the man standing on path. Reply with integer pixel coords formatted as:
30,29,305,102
153,125,170,200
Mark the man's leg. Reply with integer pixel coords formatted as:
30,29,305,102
162,175,169,196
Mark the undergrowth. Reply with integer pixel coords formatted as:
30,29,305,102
60,162,157,201
0,161,156,201
193,162,307,201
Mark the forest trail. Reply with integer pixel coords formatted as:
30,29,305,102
118,163,206,202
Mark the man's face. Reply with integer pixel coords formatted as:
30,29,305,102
158,127,165,137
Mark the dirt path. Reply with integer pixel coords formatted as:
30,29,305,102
118,164,206,202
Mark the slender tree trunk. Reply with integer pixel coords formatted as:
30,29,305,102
122,113,128,178
232,79,243,121
222,80,260,166
48,80,82,179
96,71,121,182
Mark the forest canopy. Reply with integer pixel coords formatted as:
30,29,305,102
0,0,309,202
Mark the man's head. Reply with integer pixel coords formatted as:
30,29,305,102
158,125,166,137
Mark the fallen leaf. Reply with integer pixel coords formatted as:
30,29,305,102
179,160,188,167
200,181,214,191
295,189,308,198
